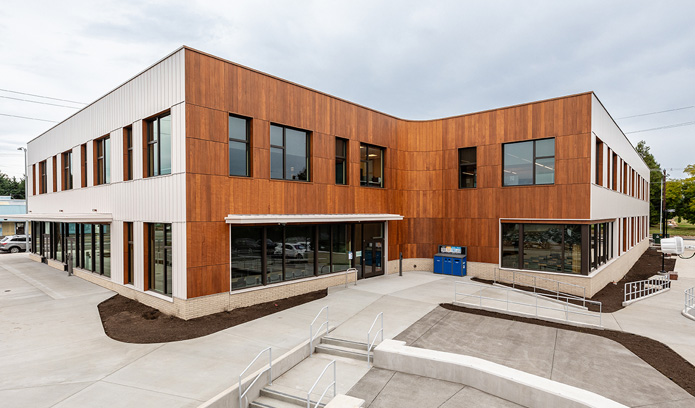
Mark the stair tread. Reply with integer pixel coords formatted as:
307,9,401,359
259,387,328,407
251,395,305,408
322,336,369,347
316,343,372,355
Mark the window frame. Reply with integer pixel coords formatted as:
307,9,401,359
145,111,172,178
94,136,110,185
359,143,385,188
62,150,73,190
228,114,251,177
269,124,310,182
124,126,133,181
458,146,477,189
148,222,173,296
335,137,348,185
39,160,47,194
502,137,555,187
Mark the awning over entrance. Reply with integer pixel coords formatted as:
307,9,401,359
225,213,403,224
2,213,113,223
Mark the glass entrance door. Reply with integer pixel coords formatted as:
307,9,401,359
363,239,384,278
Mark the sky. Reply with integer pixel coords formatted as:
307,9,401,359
1,0,693,182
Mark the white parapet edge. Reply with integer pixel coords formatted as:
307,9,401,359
374,340,627,408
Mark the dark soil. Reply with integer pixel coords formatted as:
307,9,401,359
472,248,676,313
441,303,695,398
98,289,327,344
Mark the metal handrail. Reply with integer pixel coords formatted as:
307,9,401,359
366,312,384,365
310,306,329,355
495,268,587,305
345,267,358,288
454,280,603,327
307,360,337,408
238,347,272,408
684,287,694,316
624,275,671,304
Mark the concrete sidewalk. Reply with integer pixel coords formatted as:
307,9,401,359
2,250,695,407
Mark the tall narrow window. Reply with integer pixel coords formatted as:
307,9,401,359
95,136,111,185
62,150,73,190
52,156,57,192
503,138,555,186
270,124,309,181
458,147,477,188
360,143,385,188
124,126,133,181
124,222,133,285
81,144,87,187
595,138,603,186
148,223,172,296
39,160,47,194
335,138,347,185
229,115,250,177
145,112,172,177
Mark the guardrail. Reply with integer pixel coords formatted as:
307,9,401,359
238,347,272,408
684,287,695,317
495,268,586,305
367,312,384,365
623,275,670,305
307,359,337,408
454,280,603,327
310,306,329,355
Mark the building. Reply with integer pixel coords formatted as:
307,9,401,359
21,47,650,319
0,196,28,237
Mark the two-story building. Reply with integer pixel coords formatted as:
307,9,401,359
21,47,650,319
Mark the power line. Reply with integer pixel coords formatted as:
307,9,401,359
0,113,58,123
625,121,695,134
0,95,81,109
0,88,86,105
617,106,695,119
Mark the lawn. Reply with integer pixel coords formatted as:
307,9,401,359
650,221,695,237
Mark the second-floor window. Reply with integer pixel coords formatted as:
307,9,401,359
81,144,87,187
229,115,250,177
39,160,47,194
270,124,309,181
124,126,133,181
62,150,73,190
503,138,555,186
360,143,384,188
458,147,477,188
146,112,172,177
95,136,111,185
335,138,347,185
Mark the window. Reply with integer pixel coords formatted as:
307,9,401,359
270,124,309,181
360,144,384,188
62,150,73,190
229,115,250,177
39,160,47,194
32,164,36,195
335,138,347,185
595,138,603,186
95,137,110,185
124,126,133,181
81,144,87,187
145,112,172,177
503,138,555,186
52,156,57,192
458,147,477,188
124,222,133,285
148,223,172,296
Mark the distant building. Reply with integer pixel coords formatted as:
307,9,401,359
22,47,650,319
0,196,28,237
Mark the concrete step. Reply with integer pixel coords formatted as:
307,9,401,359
250,395,305,408
320,336,369,351
258,387,327,408
314,343,372,361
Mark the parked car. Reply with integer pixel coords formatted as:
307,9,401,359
274,243,307,259
0,235,31,253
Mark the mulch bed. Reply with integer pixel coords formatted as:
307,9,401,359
472,248,676,313
98,289,327,344
441,303,695,397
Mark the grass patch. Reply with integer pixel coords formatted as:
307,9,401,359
650,221,695,237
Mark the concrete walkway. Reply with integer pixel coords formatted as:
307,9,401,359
2,249,695,407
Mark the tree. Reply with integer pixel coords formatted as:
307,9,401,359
666,166,695,223
635,141,663,225
0,171,26,199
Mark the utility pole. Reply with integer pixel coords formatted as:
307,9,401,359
662,169,667,238
17,147,28,253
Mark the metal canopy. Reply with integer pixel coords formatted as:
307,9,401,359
224,213,404,224
1,213,113,223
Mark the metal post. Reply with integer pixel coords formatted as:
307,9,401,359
17,147,28,254
333,360,337,398
399,252,402,276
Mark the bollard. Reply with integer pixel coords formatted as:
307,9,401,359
399,252,403,276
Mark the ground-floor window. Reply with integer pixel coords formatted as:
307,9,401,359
148,223,172,296
30,221,110,277
231,222,383,291
501,221,613,275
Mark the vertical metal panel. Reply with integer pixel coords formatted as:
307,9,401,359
111,221,124,284
73,146,82,189
134,221,144,290
172,222,187,298
133,120,144,180
56,154,62,191
111,129,123,183
86,140,94,187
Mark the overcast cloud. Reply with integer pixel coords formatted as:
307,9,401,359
1,0,693,182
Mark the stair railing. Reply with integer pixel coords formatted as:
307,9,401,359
238,347,272,408
310,306,329,355
307,359,337,408
366,312,384,365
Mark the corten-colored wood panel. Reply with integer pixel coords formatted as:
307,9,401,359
183,48,598,298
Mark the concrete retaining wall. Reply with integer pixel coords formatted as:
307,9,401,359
374,340,627,408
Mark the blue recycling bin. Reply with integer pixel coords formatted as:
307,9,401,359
433,245,467,277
